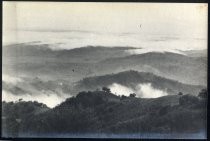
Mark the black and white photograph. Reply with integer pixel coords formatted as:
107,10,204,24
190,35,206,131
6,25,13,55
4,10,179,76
2,2,208,139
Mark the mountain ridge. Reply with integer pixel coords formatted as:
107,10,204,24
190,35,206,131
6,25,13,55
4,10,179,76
74,70,204,96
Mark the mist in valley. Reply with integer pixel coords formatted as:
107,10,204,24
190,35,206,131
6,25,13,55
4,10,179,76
109,83,168,98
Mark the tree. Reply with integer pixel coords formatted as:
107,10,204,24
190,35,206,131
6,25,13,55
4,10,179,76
198,89,207,99
120,95,127,100
178,92,183,95
102,87,111,93
129,93,136,97
18,98,23,102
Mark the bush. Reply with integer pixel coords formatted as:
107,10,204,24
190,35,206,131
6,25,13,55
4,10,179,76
129,93,136,97
179,94,199,106
198,89,207,99
178,92,183,95
120,95,127,100
102,87,111,93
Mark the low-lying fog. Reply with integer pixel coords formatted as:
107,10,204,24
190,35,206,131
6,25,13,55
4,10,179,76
4,30,207,53
2,90,67,108
2,75,69,108
109,83,168,98
2,75,168,108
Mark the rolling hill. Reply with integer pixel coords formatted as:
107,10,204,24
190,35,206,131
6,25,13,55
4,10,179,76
3,44,136,82
74,70,204,96
3,44,135,63
97,52,207,86
3,44,207,86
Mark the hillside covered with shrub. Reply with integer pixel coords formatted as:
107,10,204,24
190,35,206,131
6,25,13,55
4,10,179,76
2,88,207,138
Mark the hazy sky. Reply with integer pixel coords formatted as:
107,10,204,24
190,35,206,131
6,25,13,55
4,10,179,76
3,2,207,35
3,2,208,50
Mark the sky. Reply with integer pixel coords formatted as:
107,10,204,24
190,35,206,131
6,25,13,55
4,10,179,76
3,2,207,34
3,2,208,50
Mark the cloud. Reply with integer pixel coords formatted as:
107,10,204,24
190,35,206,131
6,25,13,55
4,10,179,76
109,83,168,98
126,48,187,55
2,75,72,108
108,83,134,96
2,90,69,108
2,75,23,85
135,83,168,98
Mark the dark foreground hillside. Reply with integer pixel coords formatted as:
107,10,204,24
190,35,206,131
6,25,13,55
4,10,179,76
2,89,207,138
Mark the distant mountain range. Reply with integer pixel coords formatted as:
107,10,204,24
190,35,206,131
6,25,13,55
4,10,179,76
3,44,207,86
97,51,207,86
3,44,135,63
181,49,207,58
3,44,136,82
